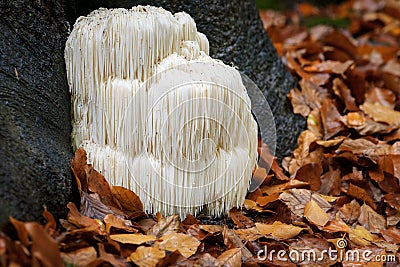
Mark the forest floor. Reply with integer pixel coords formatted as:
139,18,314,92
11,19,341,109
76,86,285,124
1,0,400,266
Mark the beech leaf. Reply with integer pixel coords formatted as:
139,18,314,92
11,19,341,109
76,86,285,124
110,234,156,245
155,233,200,258
128,246,166,267
304,200,330,227
256,221,303,239
217,248,242,267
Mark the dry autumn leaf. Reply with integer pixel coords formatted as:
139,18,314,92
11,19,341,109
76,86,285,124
358,204,386,234
110,234,156,245
339,199,361,224
155,233,200,258
71,148,88,192
111,186,143,213
66,202,104,234
380,228,400,244
217,248,242,267
85,165,122,210
256,221,304,239
25,222,63,267
349,225,377,246
360,102,400,127
60,247,97,267
229,207,254,228
294,162,322,191
279,189,331,217
146,215,179,238
304,200,330,227
103,214,136,234
128,246,166,267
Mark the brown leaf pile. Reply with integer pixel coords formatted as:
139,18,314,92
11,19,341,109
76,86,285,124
1,0,400,266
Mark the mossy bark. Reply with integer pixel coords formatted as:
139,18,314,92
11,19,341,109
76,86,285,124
0,0,75,225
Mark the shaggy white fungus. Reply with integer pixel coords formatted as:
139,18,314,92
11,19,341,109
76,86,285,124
65,6,258,218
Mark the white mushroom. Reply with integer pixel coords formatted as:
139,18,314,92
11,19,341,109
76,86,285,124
65,6,258,218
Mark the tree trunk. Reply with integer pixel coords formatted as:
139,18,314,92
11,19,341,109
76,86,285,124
67,0,306,160
0,0,75,225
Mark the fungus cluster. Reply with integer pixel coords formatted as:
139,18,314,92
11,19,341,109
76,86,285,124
65,6,258,218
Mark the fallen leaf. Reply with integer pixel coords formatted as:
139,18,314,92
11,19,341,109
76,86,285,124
182,214,200,226
336,138,391,160
320,99,345,139
229,207,254,228
111,186,143,213
66,202,104,234
315,137,344,147
256,193,280,207
383,193,400,211
156,233,200,258
103,214,136,234
199,225,224,234
382,58,400,76
196,253,220,267
110,234,156,245
319,169,341,196
386,208,400,226
256,221,303,239
349,225,377,246
60,247,97,267
97,243,125,267
222,227,253,262
85,165,121,210
365,87,396,108
243,199,264,212
261,179,308,195
80,191,114,220
339,199,361,224
25,222,63,267
42,206,57,235
286,130,320,175
71,148,88,192
304,200,330,227
128,246,165,267
360,102,400,127
217,248,242,267
304,60,353,75
346,183,376,209
9,217,29,246
358,204,386,233
288,80,325,117
323,218,350,233
307,109,323,138
380,228,400,244
319,28,358,59
332,78,359,111
279,189,331,217
294,162,322,191
146,215,179,238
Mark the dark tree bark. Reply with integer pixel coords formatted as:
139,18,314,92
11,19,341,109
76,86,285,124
67,0,306,160
0,0,75,225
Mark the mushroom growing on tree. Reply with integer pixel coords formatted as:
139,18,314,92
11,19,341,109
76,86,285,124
65,6,258,218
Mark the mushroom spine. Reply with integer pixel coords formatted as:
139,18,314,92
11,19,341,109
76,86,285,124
65,6,258,218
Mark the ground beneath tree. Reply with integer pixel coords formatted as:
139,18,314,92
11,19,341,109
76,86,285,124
1,0,399,266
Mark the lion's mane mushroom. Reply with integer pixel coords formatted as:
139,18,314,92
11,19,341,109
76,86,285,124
65,6,258,218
